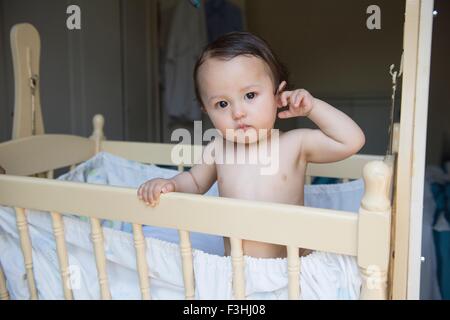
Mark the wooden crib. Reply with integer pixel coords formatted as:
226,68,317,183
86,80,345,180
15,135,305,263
0,0,434,300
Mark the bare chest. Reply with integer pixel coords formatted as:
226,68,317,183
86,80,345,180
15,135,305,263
215,141,306,205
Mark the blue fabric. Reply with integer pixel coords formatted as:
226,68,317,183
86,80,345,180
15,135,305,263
205,0,243,43
431,178,450,300
312,177,341,185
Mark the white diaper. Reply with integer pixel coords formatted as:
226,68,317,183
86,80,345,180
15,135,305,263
193,249,361,300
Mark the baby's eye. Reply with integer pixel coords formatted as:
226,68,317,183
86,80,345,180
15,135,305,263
245,92,256,100
216,101,228,108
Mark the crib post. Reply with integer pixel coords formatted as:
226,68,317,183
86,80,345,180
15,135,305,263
50,212,73,300
89,114,111,299
358,161,392,300
132,223,151,300
179,230,195,300
0,263,10,300
14,207,38,299
287,246,301,300
90,114,105,154
230,238,246,299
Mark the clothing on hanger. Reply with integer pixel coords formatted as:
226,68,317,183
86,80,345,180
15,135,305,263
205,0,243,43
163,0,208,122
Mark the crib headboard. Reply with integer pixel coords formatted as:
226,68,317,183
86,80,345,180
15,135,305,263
10,23,45,139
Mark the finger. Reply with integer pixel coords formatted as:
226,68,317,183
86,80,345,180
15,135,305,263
290,91,300,108
138,182,148,200
151,184,163,206
278,110,296,119
141,183,150,205
137,185,143,200
296,91,307,107
148,183,157,206
295,92,305,108
280,91,291,107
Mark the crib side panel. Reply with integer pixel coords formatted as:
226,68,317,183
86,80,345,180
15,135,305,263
0,175,360,257
0,135,95,176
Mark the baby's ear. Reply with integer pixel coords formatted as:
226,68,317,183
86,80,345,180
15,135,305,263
275,81,287,107
276,81,287,95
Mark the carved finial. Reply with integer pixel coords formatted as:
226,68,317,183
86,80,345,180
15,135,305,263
93,114,104,134
361,161,392,212
90,114,105,154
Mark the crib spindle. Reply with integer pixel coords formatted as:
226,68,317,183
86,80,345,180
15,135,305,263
132,223,151,300
89,217,111,299
0,264,10,300
287,246,301,300
178,230,195,300
230,238,245,299
14,207,38,299
50,212,73,300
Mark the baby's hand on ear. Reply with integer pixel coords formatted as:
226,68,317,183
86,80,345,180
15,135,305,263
278,89,315,119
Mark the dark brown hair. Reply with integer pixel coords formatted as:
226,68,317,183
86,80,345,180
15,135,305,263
193,32,289,109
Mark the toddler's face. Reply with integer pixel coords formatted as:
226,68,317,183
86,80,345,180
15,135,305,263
198,55,280,144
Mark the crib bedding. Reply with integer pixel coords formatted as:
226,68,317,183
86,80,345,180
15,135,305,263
0,152,364,299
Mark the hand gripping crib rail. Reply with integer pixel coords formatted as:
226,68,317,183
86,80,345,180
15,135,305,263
0,113,393,300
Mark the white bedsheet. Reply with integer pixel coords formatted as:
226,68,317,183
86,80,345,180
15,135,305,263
0,152,363,299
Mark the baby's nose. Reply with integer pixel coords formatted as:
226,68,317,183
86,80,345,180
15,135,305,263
231,105,246,120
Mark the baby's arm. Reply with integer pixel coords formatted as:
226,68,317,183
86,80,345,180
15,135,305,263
301,98,365,163
138,142,217,206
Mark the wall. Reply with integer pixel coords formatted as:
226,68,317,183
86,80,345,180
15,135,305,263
245,0,405,155
0,0,160,143
426,0,450,166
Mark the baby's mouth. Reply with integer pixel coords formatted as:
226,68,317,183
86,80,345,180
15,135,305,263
237,124,252,132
